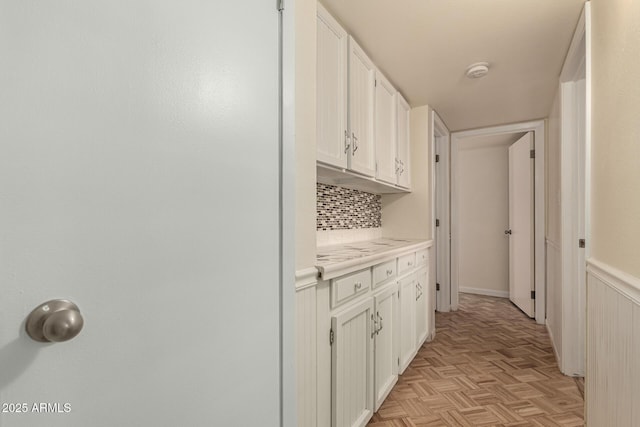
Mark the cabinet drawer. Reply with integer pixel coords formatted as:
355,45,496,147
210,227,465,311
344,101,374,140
373,260,396,288
397,253,416,274
416,249,428,267
331,268,371,308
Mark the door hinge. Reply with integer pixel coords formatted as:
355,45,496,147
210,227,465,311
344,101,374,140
436,283,440,291
530,149,535,159
435,154,440,163
277,0,284,11
329,328,334,346
531,290,536,300
436,219,440,227
579,239,586,248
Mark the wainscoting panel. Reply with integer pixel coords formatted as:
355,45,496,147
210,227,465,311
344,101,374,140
586,259,640,426
545,239,563,371
295,268,318,427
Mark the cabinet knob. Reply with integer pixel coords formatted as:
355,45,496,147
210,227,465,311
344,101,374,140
26,299,84,343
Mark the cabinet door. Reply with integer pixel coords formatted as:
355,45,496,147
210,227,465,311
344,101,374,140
398,273,416,374
396,93,411,188
348,36,376,177
374,70,397,185
317,3,348,168
332,298,375,427
373,283,398,411
416,267,429,347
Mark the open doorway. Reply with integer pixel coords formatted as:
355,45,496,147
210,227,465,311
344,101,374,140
431,111,451,312
447,121,546,324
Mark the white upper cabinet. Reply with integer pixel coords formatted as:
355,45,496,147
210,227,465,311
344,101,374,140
396,94,411,189
374,70,398,185
348,36,376,177
316,3,410,193
317,3,348,169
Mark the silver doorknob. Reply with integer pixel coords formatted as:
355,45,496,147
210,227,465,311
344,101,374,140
26,299,84,343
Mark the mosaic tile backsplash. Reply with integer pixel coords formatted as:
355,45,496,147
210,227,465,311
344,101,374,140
317,183,382,230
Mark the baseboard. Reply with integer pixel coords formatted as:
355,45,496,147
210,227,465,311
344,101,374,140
545,320,562,369
459,286,509,298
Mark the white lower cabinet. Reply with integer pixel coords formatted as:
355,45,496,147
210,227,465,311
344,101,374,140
317,245,433,427
373,283,399,411
331,297,375,427
398,273,417,373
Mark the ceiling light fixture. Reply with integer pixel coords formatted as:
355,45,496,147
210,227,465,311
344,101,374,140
465,62,490,79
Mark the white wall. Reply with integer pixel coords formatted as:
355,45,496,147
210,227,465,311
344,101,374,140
587,0,640,423
545,88,563,365
295,0,318,271
456,133,522,297
381,105,432,240
590,0,640,278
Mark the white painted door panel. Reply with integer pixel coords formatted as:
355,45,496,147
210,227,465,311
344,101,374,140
508,132,535,317
332,298,374,427
348,37,376,177
416,268,429,346
374,71,397,185
373,283,398,411
396,94,411,188
0,2,282,426
317,3,348,168
398,274,416,373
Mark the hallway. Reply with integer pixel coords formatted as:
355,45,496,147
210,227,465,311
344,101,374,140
368,293,584,426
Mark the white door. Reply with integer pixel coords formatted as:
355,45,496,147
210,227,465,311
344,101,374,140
331,298,375,427
398,274,416,373
396,94,411,188
415,268,429,347
508,132,535,317
0,2,284,426
373,283,398,411
348,36,376,177
317,2,348,168
374,70,397,185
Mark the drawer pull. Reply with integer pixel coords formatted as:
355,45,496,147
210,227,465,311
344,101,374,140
386,269,393,276
354,282,362,291
408,261,413,267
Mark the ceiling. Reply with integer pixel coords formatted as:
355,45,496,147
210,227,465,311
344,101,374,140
320,0,585,131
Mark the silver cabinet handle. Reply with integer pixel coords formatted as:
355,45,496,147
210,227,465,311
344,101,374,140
377,313,383,334
352,133,358,154
26,299,84,343
505,229,512,235
371,313,377,338
344,130,351,154
354,282,362,291
386,269,393,276
408,261,413,267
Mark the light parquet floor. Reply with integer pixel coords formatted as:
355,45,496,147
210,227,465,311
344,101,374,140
368,293,584,427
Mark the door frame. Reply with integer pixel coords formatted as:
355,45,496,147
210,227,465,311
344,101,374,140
450,120,546,324
557,3,590,376
281,4,296,425
431,111,451,311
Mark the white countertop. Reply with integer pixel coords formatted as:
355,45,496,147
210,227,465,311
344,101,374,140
316,238,432,280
